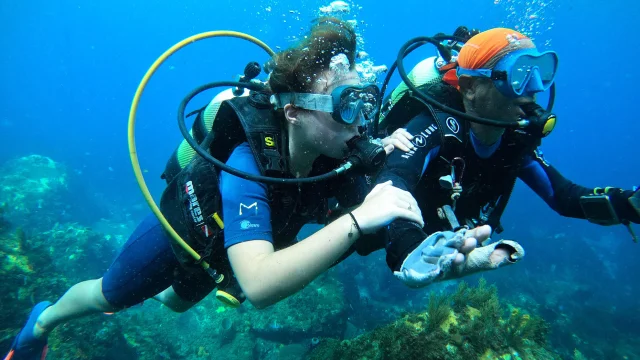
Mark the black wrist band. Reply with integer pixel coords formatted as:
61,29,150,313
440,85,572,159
348,212,364,237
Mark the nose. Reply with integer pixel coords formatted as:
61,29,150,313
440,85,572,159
351,111,365,127
514,96,535,106
524,68,545,94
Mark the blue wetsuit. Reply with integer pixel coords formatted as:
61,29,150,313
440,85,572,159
103,143,366,307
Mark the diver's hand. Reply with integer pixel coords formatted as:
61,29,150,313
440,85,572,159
393,226,524,288
629,188,640,219
351,181,423,235
422,225,489,267
381,128,416,153
451,237,525,278
393,226,487,288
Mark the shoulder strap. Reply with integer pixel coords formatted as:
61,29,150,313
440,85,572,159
380,81,467,161
223,94,289,177
423,102,466,162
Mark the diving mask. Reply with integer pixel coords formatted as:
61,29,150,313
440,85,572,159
457,48,559,98
270,84,380,125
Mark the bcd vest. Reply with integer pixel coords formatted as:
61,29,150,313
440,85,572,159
381,82,541,235
158,92,333,278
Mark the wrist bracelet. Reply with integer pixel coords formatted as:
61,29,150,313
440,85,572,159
348,212,364,238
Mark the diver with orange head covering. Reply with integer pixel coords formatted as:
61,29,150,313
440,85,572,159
360,27,640,287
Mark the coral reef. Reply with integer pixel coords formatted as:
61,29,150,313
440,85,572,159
0,155,69,230
308,279,559,360
4,152,638,360
0,202,9,233
495,231,640,360
1,217,351,360
249,270,348,343
0,153,352,360
1,218,350,360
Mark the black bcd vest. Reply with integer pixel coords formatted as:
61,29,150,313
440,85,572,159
381,82,541,235
158,92,333,276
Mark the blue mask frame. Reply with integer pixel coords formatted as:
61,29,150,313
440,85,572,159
457,48,559,98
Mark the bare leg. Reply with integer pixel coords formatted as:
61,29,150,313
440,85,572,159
34,278,117,338
152,286,197,313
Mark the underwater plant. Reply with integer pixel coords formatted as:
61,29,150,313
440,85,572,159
0,202,9,233
309,279,559,360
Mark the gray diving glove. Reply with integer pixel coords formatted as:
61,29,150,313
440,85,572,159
393,229,525,288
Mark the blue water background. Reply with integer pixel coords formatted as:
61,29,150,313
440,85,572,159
2,0,639,350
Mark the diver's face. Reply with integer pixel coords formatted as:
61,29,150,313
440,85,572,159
469,78,533,122
301,69,362,159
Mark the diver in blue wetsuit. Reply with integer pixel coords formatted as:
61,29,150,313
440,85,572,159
4,18,421,360
359,27,640,287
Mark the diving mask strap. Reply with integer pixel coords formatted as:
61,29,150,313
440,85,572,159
270,93,334,112
455,67,493,79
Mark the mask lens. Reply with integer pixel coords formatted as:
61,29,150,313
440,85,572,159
337,86,379,124
510,52,558,94
360,86,379,120
339,90,363,124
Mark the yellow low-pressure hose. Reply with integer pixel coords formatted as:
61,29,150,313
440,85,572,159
128,31,274,274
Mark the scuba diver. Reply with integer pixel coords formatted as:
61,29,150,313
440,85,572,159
4,18,421,360
358,27,640,288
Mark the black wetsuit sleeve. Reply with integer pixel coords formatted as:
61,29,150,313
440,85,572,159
376,111,442,192
333,173,369,208
372,110,444,271
519,150,640,223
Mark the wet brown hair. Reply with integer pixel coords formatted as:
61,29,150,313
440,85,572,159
268,17,357,94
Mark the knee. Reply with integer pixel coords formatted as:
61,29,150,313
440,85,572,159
163,295,195,313
95,278,123,312
155,287,196,313
160,297,194,313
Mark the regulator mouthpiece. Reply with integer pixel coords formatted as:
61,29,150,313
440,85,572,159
345,136,386,173
233,61,262,96
520,102,557,138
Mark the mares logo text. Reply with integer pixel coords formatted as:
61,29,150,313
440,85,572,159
185,181,204,225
